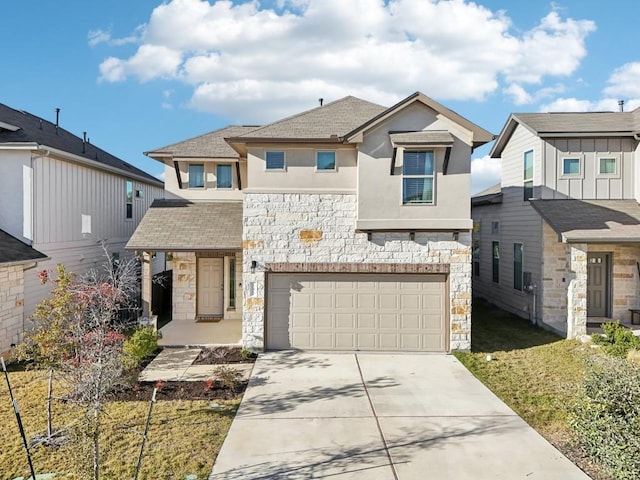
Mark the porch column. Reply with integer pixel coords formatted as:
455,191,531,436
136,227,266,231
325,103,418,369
141,251,153,319
567,244,587,338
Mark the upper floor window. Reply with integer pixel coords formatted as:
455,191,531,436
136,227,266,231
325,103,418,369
316,151,336,171
523,150,533,201
266,151,285,170
188,164,205,188
491,221,499,235
402,150,434,205
514,242,523,291
562,157,581,176
126,180,133,219
598,156,618,176
216,164,232,189
492,241,500,283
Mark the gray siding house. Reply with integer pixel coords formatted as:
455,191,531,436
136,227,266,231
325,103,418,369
129,92,493,352
472,109,640,337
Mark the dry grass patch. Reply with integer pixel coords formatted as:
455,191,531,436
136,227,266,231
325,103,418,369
1,369,238,480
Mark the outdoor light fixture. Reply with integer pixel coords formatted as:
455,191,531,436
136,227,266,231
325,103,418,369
251,260,257,274
452,231,459,241
409,230,416,241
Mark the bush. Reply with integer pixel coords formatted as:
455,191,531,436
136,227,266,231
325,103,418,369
569,356,640,479
123,326,159,369
591,321,640,357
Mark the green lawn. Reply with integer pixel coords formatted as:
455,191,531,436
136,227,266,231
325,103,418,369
0,370,238,479
455,300,608,479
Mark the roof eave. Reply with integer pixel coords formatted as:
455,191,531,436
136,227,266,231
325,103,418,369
0,255,50,267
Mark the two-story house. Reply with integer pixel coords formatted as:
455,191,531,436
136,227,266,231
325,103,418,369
472,109,640,338
128,92,493,351
0,103,165,354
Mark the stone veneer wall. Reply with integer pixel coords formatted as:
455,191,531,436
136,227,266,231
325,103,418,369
541,222,570,334
0,265,25,354
172,252,196,321
242,193,472,351
589,243,640,323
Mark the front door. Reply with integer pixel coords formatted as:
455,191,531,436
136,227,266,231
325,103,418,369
587,253,610,317
197,258,224,316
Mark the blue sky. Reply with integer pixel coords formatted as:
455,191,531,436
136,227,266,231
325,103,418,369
3,0,640,193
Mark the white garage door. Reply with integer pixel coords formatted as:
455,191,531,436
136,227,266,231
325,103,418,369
266,273,448,352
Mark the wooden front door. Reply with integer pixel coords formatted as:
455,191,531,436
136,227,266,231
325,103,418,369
197,258,224,315
587,253,609,317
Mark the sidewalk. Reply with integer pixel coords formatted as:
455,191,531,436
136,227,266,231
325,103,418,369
139,347,253,382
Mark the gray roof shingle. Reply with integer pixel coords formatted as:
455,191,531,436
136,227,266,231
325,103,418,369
530,199,640,243
0,229,48,266
126,200,243,251
0,103,162,185
232,96,387,140
513,111,638,135
146,125,259,159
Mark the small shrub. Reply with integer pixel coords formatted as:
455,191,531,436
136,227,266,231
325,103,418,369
570,356,640,479
591,321,640,357
241,347,257,360
214,366,242,393
123,326,159,369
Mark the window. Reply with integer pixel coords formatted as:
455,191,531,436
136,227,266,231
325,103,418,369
473,240,480,277
402,150,434,204
229,257,236,309
491,221,499,235
126,180,133,219
523,150,533,200
188,164,205,188
492,241,500,283
216,164,232,189
514,243,523,291
135,189,144,199
316,151,336,170
562,158,580,175
599,157,617,175
266,151,285,170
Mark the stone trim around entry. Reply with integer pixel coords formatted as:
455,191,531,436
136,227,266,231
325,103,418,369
265,262,450,274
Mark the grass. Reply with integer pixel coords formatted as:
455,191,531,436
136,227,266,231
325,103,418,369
455,299,607,479
1,369,238,480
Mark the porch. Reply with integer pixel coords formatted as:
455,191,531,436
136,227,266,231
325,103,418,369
158,316,242,346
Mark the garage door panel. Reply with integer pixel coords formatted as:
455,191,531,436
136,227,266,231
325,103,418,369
266,273,448,352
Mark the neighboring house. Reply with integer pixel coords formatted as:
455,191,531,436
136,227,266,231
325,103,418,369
0,103,165,348
472,109,640,338
128,92,493,351
0,229,47,354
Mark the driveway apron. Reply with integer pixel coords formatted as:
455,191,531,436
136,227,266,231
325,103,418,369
209,352,592,479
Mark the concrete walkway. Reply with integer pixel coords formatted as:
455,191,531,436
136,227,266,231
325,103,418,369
210,352,592,480
139,347,253,382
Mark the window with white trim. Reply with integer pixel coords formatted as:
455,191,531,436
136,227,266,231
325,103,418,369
523,150,533,200
599,156,618,175
402,150,434,204
562,157,581,176
216,164,232,189
316,151,336,171
188,164,205,188
514,243,523,291
492,241,500,283
266,151,285,170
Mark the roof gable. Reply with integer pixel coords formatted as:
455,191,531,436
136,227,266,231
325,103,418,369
0,103,162,186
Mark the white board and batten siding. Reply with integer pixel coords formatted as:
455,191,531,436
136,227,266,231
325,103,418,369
472,124,542,322
19,153,165,318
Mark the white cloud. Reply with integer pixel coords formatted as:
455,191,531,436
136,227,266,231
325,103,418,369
88,28,140,47
155,170,166,181
95,0,596,118
603,62,640,98
504,84,533,105
471,155,501,195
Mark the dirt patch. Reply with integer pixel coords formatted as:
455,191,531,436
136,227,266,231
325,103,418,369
110,379,248,402
194,346,257,365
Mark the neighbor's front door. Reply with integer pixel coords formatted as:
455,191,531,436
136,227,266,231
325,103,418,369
587,253,609,317
197,258,224,316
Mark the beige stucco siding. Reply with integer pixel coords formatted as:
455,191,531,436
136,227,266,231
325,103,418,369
357,103,473,230
245,146,357,192
163,159,245,200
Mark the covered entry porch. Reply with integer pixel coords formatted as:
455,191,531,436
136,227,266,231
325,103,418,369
126,199,244,345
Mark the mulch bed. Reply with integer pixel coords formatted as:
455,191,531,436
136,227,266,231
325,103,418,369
110,346,256,402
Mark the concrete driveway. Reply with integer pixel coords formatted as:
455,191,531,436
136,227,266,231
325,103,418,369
210,352,591,479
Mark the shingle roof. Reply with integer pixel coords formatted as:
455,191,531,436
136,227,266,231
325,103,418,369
0,229,48,266
471,184,503,206
126,200,242,251
232,96,387,140
530,199,640,243
390,131,454,146
513,112,638,135
145,125,259,159
0,103,162,185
